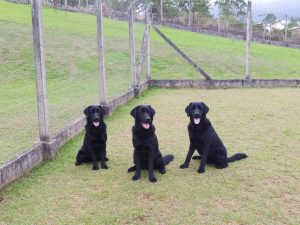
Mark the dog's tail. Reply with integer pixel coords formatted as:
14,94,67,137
163,154,174,165
227,153,247,163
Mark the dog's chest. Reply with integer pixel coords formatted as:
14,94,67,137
135,140,152,153
189,130,206,145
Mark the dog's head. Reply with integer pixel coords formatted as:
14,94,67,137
84,105,104,128
185,102,209,125
130,105,155,130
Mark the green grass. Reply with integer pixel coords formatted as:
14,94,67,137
154,26,300,79
0,88,299,225
0,0,299,164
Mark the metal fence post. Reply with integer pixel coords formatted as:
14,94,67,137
128,6,136,89
32,0,50,142
96,0,107,105
284,14,288,45
245,0,252,80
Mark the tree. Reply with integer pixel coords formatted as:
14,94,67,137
178,0,210,24
289,17,300,28
262,13,277,25
215,0,247,31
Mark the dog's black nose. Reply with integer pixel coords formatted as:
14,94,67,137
94,118,100,122
145,115,150,121
194,112,200,117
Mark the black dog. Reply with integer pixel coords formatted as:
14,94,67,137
75,105,108,170
128,105,174,182
180,102,247,173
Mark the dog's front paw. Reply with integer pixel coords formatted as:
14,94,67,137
132,174,140,181
180,163,188,169
197,168,205,173
92,165,99,170
101,165,108,169
159,169,166,174
149,177,157,183
75,161,81,166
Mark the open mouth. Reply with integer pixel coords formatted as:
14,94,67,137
142,123,150,129
93,121,100,127
194,118,201,125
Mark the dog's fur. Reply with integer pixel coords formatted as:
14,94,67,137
180,102,247,173
128,105,174,182
75,105,108,170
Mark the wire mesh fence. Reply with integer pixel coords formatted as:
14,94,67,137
0,1,39,163
148,0,300,46
0,0,150,164
0,0,300,167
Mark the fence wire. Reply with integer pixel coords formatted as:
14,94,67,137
0,1,38,164
0,0,299,166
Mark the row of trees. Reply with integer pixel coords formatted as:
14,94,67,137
143,0,247,29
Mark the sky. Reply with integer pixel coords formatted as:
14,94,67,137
209,0,300,22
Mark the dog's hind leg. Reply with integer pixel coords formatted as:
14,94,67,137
214,155,228,169
127,165,136,172
75,149,89,166
155,157,166,174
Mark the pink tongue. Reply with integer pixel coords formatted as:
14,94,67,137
194,118,200,125
93,122,100,127
143,123,150,129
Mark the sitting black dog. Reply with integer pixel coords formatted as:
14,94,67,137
128,105,174,182
180,102,247,173
75,105,108,170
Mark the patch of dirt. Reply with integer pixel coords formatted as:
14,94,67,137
123,215,149,225
138,192,155,203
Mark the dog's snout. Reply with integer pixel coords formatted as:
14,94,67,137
194,110,200,117
93,113,100,122
145,114,151,121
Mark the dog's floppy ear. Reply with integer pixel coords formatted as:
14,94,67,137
130,105,139,118
84,105,92,116
185,103,192,117
147,105,156,118
201,102,209,115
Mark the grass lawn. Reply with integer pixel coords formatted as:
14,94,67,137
0,88,299,225
0,0,299,164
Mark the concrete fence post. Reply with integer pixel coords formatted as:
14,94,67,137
128,6,136,89
32,0,50,142
245,0,252,80
96,0,107,105
218,4,221,33
188,0,191,28
160,0,163,23
146,4,151,80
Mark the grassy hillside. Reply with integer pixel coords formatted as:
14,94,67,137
0,0,299,164
153,26,300,79
0,88,299,225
